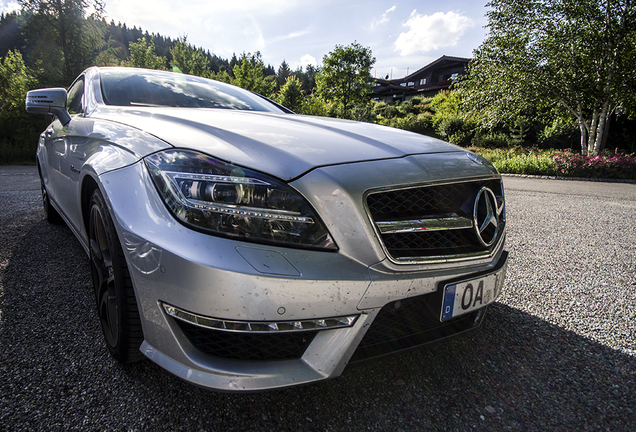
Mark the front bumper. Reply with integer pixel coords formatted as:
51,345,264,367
100,160,507,391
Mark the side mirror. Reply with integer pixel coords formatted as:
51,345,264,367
25,88,71,125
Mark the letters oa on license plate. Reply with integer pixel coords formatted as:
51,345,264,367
440,274,498,321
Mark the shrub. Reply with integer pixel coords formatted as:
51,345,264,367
552,152,636,179
299,94,329,116
538,118,578,149
472,131,512,148
349,103,378,123
0,140,37,164
381,104,404,119
509,116,531,146
401,96,432,115
435,113,474,146
409,112,433,134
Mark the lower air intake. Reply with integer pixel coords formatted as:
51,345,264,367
176,320,317,361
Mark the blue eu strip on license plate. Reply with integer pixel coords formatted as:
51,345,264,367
441,284,457,321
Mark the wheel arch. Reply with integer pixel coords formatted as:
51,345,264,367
81,174,100,237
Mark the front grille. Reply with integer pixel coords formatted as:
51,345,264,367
366,179,504,261
350,290,483,363
176,320,317,361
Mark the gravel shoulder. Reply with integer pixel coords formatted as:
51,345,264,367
1,167,635,431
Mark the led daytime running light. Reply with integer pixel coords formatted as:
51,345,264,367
163,303,358,333
187,199,314,223
165,171,271,186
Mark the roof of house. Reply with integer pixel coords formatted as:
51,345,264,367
376,55,471,85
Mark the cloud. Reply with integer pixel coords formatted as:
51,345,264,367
103,0,306,59
394,10,474,56
243,15,266,50
0,1,20,14
371,5,397,29
295,54,318,70
268,27,314,44
107,0,300,21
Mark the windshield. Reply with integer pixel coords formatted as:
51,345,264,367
99,68,283,112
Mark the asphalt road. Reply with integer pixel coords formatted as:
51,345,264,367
1,166,635,431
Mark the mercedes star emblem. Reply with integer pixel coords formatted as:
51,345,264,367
473,187,501,247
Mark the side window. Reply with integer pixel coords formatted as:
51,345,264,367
67,78,85,115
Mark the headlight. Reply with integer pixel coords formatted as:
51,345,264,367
145,150,337,251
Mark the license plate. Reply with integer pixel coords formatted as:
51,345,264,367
440,273,499,321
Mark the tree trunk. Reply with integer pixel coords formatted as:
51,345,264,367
587,109,600,155
601,112,612,151
559,97,589,155
579,119,587,156
579,119,588,155
593,99,611,155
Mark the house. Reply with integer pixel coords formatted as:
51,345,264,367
372,55,470,103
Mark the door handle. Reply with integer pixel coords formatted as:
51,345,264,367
45,128,54,136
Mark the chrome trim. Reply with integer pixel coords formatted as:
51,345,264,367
163,303,359,333
377,216,473,234
364,175,506,265
364,175,500,195
389,233,506,264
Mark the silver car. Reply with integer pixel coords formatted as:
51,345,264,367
26,67,507,391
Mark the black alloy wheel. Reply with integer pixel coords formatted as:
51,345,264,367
89,189,143,363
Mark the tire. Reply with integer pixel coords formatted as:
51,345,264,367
88,189,144,363
39,173,64,224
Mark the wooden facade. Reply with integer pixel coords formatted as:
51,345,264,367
372,56,470,103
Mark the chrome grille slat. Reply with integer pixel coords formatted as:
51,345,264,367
376,216,473,234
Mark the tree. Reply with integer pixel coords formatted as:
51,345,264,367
294,64,319,94
95,35,123,67
0,11,27,57
277,60,291,87
19,0,106,84
232,52,276,97
123,37,167,70
276,76,304,112
300,93,329,116
229,53,239,75
208,70,233,84
170,36,210,76
0,50,42,163
315,42,375,117
0,51,37,112
461,0,636,155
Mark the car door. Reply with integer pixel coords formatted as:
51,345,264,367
43,76,89,236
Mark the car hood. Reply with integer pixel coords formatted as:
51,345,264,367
92,107,466,180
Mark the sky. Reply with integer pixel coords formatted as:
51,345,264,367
1,0,491,79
